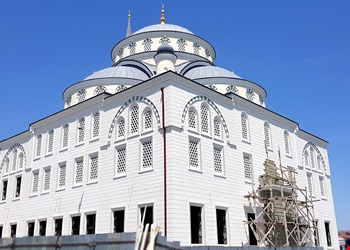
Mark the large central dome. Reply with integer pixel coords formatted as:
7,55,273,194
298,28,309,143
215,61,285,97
133,24,193,35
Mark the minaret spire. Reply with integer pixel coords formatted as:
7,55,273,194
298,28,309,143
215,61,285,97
160,4,166,24
126,10,132,37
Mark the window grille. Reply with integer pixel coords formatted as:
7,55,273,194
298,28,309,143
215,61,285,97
89,155,98,181
264,122,271,148
305,151,309,166
130,105,139,134
12,149,17,171
246,89,255,101
142,38,153,51
144,110,152,130
317,156,322,171
58,164,66,188
188,109,197,130
243,154,252,179
284,131,290,155
92,112,100,138
307,173,313,196
66,95,71,106
142,140,152,169
241,113,248,140
226,85,239,94
18,153,24,170
259,95,264,105
78,118,85,143
117,118,125,138
214,147,223,174
75,160,84,184
193,42,201,55
48,130,54,153
116,85,127,93
77,89,86,103
310,147,315,169
4,157,9,173
177,38,187,51
189,139,199,169
36,135,42,157
93,86,107,96
116,147,126,175
159,37,170,43
32,172,39,193
128,42,136,55
319,177,325,196
208,85,218,91
201,105,209,133
214,118,221,137
62,124,69,148
43,168,51,191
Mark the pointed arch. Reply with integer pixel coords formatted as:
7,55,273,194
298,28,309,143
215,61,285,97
302,142,326,172
180,96,230,141
108,96,161,140
0,143,26,175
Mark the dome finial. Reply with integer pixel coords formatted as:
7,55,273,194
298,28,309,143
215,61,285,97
160,4,166,24
126,10,132,37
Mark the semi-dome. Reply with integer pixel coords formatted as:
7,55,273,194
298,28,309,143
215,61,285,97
84,66,149,81
184,66,241,80
133,24,193,35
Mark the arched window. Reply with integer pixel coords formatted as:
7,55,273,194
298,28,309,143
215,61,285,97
264,122,271,149
193,42,201,55
201,104,209,133
116,85,127,93
226,85,239,94
213,117,221,138
284,130,291,155
36,134,42,157
77,118,85,143
142,38,153,52
241,113,249,141
246,89,255,101
94,86,107,96
12,149,17,171
117,48,124,59
317,155,322,171
62,124,69,148
128,42,136,55
4,157,9,173
130,105,139,134
18,153,24,170
116,117,125,139
92,112,100,138
188,108,197,130
77,89,86,103
304,151,310,166
143,108,152,131
310,147,315,169
47,129,54,153
177,38,187,52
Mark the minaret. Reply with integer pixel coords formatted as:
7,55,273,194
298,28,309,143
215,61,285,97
126,10,132,37
160,4,165,24
154,35,177,74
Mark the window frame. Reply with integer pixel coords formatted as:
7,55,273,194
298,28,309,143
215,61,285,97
188,136,201,172
241,112,250,143
140,137,153,173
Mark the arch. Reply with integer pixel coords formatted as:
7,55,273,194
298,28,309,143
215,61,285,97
302,142,326,172
200,103,210,133
116,116,126,139
180,96,230,141
108,96,161,140
188,107,198,131
213,116,222,138
94,86,107,95
142,107,153,131
129,103,139,134
0,143,27,175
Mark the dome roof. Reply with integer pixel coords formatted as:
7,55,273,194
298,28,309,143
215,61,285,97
84,66,149,81
134,24,193,35
156,42,175,54
184,66,241,79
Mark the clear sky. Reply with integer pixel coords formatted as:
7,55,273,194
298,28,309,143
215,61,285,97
0,1,349,230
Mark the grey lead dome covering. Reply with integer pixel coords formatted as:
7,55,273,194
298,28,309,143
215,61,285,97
84,66,149,81
134,24,193,35
184,66,241,79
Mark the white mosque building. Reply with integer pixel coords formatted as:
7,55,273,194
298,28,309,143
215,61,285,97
0,8,338,248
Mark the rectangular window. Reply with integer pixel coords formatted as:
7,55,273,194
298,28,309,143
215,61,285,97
189,138,200,169
92,112,100,138
71,216,80,235
307,173,313,197
89,154,98,181
243,153,252,180
15,176,21,198
113,210,125,233
213,146,223,175
77,118,85,143
32,171,39,194
47,130,54,153
319,177,325,197
10,224,17,238
54,218,63,236
141,139,152,170
39,220,47,236
216,209,227,244
247,213,257,245
36,134,42,157
1,180,7,201
0,225,2,238
116,146,126,176
61,124,69,149
86,214,96,234
75,159,84,185
325,221,332,247
27,222,35,236
140,206,153,231
43,168,51,192
58,163,66,188
190,206,203,244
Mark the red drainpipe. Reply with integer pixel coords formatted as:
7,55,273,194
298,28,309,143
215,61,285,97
161,87,167,236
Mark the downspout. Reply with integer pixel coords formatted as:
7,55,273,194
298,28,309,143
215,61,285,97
161,87,167,236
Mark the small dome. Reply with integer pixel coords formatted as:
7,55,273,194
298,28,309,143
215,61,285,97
184,66,241,79
85,66,149,81
156,42,175,54
134,24,193,35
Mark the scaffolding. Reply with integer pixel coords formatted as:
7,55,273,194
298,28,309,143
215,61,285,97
244,150,319,247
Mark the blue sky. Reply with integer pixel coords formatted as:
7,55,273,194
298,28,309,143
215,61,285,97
1,1,349,230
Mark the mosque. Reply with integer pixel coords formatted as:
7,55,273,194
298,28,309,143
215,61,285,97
0,7,338,248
